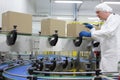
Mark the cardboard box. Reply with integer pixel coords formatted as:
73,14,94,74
67,23,89,37
41,18,66,37
2,11,32,34
94,25,101,30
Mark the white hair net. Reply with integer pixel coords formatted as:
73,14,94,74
95,3,113,12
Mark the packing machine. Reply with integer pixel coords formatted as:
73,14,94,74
0,32,118,80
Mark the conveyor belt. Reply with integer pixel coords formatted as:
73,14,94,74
3,64,30,80
0,64,8,69
3,63,118,80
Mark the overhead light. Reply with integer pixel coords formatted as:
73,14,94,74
54,0,83,4
94,21,99,22
56,17,73,20
88,17,99,20
104,2,120,5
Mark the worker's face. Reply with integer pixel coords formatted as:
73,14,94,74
96,11,108,20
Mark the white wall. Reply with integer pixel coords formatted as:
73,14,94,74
0,0,36,27
32,21,41,34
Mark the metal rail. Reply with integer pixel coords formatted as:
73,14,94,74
34,70,95,74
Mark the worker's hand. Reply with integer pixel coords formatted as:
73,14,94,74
83,23,93,29
79,31,91,37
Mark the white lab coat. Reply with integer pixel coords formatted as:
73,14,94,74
91,14,120,72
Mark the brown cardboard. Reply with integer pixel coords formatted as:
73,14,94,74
41,18,66,37
94,25,101,30
67,23,89,37
2,11,32,34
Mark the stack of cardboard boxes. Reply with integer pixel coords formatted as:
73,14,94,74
2,11,99,37
41,19,92,37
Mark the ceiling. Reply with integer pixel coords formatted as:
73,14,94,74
33,0,120,22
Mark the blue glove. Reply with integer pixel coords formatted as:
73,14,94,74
83,23,93,29
79,31,91,37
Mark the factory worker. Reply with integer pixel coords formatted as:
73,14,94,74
79,3,120,72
